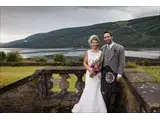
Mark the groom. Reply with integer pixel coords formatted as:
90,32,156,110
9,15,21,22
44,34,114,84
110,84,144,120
100,31,125,113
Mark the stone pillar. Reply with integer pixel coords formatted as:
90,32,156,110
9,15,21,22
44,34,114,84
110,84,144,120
37,71,53,98
59,73,70,95
75,73,85,102
37,73,45,98
45,73,54,96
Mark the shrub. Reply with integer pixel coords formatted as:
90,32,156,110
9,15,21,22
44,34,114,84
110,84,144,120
142,60,152,66
126,62,138,68
66,60,76,66
6,51,23,62
33,56,48,62
78,55,84,63
0,51,6,62
53,53,66,62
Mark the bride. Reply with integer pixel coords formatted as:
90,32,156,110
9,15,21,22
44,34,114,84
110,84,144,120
72,35,107,113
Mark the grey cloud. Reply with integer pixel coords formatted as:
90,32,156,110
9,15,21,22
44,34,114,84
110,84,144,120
0,6,159,43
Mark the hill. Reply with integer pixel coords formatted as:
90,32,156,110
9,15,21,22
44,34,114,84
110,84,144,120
1,15,160,48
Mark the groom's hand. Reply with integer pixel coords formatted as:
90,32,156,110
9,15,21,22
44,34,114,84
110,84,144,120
116,74,122,82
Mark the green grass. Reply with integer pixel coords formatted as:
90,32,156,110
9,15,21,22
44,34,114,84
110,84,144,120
0,66,46,86
141,66,160,82
126,62,138,68
126,66,160,82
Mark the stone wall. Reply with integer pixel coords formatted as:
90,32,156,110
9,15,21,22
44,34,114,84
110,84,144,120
0,79,37,112
121,68,160,112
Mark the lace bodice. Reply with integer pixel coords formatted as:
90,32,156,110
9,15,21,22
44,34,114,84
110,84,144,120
87,50,102,66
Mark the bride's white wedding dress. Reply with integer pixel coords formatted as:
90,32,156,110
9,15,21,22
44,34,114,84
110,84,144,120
72,50,107,113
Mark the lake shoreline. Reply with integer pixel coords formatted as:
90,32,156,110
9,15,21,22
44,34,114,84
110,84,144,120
0,47,160,59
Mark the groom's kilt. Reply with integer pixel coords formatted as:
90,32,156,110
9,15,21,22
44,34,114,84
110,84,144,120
101,65,121,92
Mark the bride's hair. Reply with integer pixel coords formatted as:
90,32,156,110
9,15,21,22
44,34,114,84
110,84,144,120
88,35,100,46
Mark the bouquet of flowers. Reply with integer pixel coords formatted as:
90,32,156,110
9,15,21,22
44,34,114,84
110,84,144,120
90,59,100,77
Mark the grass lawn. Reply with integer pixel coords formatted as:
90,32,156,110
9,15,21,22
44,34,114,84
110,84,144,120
141,66,160,82
126,65,160,82
0,66,46,86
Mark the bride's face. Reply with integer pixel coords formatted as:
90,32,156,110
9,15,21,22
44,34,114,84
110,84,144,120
91,39,99,49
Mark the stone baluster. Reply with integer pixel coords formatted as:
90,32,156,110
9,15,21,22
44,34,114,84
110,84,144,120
37,71,53,98
75,73,85,102
45,72,54,96
37,71,46,98
59,73,70,95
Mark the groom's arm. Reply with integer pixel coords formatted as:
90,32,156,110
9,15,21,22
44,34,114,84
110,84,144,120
117,46,125,78
99,45,105,69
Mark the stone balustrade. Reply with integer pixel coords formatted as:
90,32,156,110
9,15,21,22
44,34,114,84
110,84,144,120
0,66,159,113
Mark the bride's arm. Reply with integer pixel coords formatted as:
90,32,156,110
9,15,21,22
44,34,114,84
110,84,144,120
83,51,93,73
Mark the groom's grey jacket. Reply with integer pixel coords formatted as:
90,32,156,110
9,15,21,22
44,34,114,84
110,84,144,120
101,42,125,75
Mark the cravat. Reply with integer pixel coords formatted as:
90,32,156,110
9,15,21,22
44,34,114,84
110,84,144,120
107,45,110,50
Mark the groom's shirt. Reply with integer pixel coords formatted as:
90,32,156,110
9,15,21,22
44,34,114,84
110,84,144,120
107,41,114,50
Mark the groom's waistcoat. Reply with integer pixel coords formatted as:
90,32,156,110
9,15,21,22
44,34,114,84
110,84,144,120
101,43,125,75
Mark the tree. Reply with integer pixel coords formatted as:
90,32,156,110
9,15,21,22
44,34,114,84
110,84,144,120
6,51,23,62
0,51,6,62
53,53,66,62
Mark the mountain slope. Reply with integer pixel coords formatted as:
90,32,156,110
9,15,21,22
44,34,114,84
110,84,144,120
1,15,160,48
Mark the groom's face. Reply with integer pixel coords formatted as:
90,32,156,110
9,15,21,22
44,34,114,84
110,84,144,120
104,33,112,44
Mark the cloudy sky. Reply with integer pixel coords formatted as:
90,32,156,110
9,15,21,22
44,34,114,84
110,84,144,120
0,6,160,43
